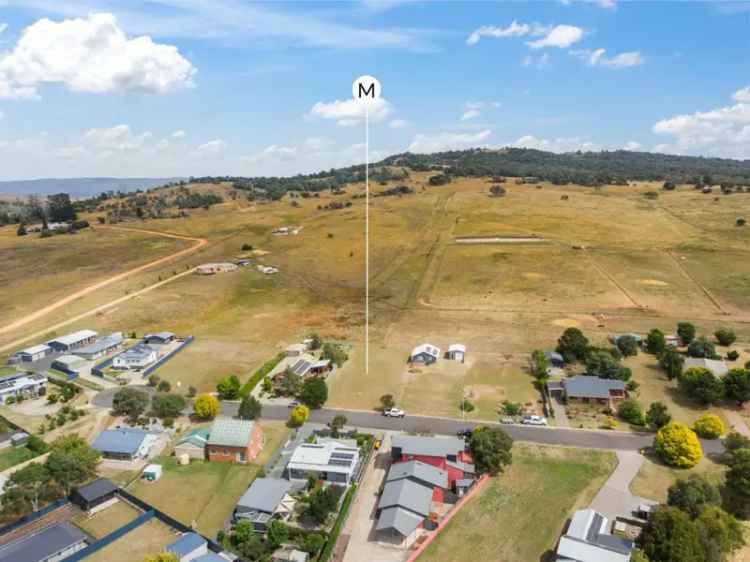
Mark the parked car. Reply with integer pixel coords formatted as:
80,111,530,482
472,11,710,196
500,417,515,424
383,408,405,418
288,400,300,408
522,415,548,426
456,428,474,439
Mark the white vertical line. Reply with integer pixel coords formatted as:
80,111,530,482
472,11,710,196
365,104,370,375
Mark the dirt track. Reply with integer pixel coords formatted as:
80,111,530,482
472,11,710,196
0,225,207,342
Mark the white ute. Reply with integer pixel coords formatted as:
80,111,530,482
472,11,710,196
383,408,406,418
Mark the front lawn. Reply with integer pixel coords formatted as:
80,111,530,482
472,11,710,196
419,444,617,562
0,444,43,471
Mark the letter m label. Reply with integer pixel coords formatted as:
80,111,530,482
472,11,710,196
358,83,375,99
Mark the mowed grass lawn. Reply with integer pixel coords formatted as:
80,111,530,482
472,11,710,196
630,453,725,503
85,518,177,562
420,445,617,562
129,421,289,538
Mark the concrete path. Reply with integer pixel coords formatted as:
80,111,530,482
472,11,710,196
589,450,657,522
550,396,570,428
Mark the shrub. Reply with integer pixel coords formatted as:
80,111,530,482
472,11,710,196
238,395,262,420
148,374,160,387
216,375,241,400
300,378,328,409
646,329,666,354
289,404,310,427
646,401,672,430
468,427,513,476
727,350,740,361
679,367,724,405
556,327,589,362
677,322,696,345
659,346,684,380
654,422,703,468
617,399,645,425
460,399,475,413
151,394,186,419
617,335,639,357
687,337,716,359
693,413,725,439
714,328,737,346
157,380,171,393
193,394,220,420
723,368,750,407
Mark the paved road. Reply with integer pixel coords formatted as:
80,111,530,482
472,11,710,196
221,402,726,455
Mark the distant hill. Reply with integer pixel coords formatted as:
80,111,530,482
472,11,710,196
0,177,185,198
380,148,750,186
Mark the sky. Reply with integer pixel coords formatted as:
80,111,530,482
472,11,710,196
0,0,748,180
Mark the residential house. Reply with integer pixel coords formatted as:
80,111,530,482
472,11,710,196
556,509,633,562
0,372,47,404
112,343,158,370
286,355,332,378
385,460,449,502
234,478,295,531
167,533,208,562
51,354,87,376
286,439,360,486
553,377,627,407
12,344,51,363
74,332,124,361
46,329,98,352
207,417,264,464
409,344,441,365
545,351,565,368
71,478,118,514
175,428,210,460
196,263,238,275
684,357,729,377
375,478,434,548
446,344,466,363
390,436,471,487
610,333,643,346
144,332,175,345
0,522,88,562
92,428,158,461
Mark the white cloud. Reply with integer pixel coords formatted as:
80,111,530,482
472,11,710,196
466,20,548,45
0,110,4,120
0,13,195,100
84,124,152,151
561,0,617,7
572,48,644,68
522,53,550,68
652,86,750,158
623,141,643,151
0,23,8,34
155,139,170,151
171,130,187,139
243,144,297,163
511,134,598,152
192,139,228,157
461,109,481,121
408,130,491,153
465,100,501,110
527,25,584,49
389,119,409,129
307,97,392,126
55,145,91,159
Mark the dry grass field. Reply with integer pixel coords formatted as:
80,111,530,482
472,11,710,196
2,176,750,425
84,517,177,562
419,444,617,562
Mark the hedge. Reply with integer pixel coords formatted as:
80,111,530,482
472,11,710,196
318,484,357,562
239,353,285,398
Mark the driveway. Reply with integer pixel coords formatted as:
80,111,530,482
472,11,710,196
588,450,657,522
343,433,408,562
549,396,570,428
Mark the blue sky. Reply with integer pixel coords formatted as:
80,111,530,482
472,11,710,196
0,0,748,179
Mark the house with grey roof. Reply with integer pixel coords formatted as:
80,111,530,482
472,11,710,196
167,532,208,562
92,427,159,461
74,332,124,360
684,357,729,377
0,522,88,562
0,372,47,405
376,478,434,548
556,509,633,562
144,332,175,345
207,417,264,464
234,478,295,531
409,344,441,365
112,342,158,370
272,545,309,562
51,354,87,376
386,460,449,498
12,344,51,363
46,329,98,352
552,376,627,407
